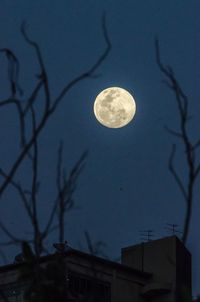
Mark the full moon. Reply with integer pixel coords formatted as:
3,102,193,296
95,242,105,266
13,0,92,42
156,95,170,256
93,87,136,128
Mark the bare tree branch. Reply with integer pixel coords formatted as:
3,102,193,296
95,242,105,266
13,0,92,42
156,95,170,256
23,79,43,116
57,141,65,243
50,12,111,113
164,125,183,139
21,22,51,111
0,98,25,147
155,37,200,244
0,12,111,200
0,221,22,244
84,230,108,259
41,148,87,245
29,104,42,256
0,168,32,220
168,144,187,201
0,48,23,97
56,145,88,243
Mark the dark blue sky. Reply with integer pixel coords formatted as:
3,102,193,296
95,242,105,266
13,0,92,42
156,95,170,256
0,0,200,296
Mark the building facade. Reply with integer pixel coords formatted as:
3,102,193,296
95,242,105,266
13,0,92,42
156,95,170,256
0,236,191,301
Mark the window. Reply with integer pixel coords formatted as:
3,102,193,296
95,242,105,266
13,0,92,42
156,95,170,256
68,272,111,302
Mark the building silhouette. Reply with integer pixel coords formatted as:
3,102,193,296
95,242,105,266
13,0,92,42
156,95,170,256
0,235,191,301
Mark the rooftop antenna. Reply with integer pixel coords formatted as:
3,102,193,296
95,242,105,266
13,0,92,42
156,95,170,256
165,223,182,237
139,229,154,242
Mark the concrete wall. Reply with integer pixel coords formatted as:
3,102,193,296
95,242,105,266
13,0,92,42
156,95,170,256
121,236,192,302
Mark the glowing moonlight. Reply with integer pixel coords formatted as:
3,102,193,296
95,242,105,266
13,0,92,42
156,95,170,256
93,87,136,128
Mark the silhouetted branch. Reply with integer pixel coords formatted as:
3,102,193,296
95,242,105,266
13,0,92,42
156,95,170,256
0,12,110,271
0,12,111,200
56,145,88,243
0,221,22,244
29,105,42,256
23,79,43,116
168,145,187,201
0,98,25,147
50,12,111,113
57,142,65,243
0,168,32,220
164,125,183,139
155,37,200,244
155,38,188,119
84,230,108,258
21,22,51,111
41,148,87,245
0,48,23,97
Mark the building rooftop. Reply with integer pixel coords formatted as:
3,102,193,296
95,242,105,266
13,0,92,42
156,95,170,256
0,247,152,279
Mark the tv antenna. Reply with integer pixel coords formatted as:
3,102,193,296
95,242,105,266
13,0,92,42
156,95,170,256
165,223,182,236
140,229,154,242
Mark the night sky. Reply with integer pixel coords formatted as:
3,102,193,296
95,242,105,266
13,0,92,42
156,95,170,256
0,0,200,297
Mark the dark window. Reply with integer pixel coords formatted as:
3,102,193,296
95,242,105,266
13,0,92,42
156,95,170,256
68,272,111,302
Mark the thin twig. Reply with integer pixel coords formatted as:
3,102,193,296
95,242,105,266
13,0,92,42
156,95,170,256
0,98,25,147
21,22,51,111
168,145,187,201
0,168,32,220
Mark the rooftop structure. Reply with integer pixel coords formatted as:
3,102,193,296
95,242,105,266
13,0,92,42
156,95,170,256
0,236,191,301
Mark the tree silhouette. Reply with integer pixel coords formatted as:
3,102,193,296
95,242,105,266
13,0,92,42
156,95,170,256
0,12,110,253
155,38,200,245
0,12,111,301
